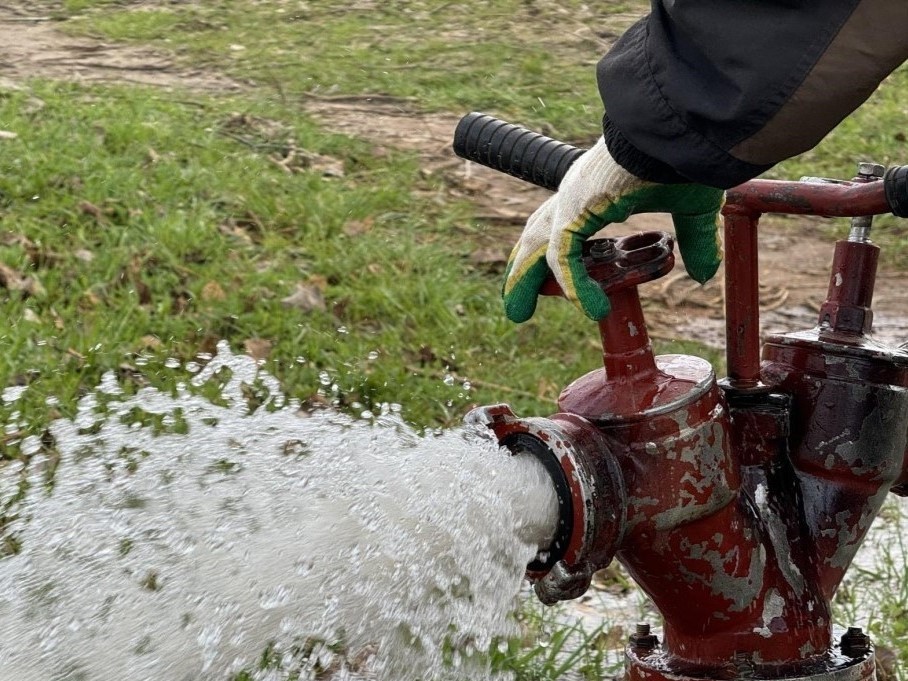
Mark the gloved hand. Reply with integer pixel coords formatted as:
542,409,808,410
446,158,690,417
502,137,724,322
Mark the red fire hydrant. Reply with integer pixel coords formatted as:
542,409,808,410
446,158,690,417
464,135,908,681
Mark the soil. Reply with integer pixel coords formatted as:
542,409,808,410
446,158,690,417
3,5,908,351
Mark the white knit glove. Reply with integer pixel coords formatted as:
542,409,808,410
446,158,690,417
503,137,724,322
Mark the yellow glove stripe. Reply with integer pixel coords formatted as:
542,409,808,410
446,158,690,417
503,243,547,296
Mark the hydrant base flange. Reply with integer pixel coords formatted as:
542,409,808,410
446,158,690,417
626,636,876,681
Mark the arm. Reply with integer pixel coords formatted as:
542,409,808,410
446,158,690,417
504,1,908,323
599,1,908,188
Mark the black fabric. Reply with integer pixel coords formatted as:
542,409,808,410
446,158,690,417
597,0,863,188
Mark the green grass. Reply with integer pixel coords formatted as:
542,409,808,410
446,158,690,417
52,0,908,259
56,0,627,141
0,72,719,442
835,502,908,681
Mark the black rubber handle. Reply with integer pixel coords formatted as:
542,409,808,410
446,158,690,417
456,112,908,220
452,112,585,192
885,165,908,217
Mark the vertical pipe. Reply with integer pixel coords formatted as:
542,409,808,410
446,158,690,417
599,286,657,381
723,209,762,387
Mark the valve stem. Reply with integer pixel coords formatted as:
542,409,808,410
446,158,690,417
848,162,885,243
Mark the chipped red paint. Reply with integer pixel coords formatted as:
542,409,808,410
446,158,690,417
725,178,889,217
467,173,907,681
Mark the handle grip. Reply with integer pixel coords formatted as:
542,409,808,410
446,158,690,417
452,112,584,192
453,112,908,219
885,166,908,217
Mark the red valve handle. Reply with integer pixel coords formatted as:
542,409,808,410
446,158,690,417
539,231,675,298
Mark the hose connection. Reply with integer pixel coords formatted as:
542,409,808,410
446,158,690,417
465,404,626,604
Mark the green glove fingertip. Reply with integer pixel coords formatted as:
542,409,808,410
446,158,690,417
672,212,723,284
564,250,612,321
502,257,549,323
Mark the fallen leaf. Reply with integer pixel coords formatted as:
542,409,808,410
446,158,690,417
343,217,374,237
201,280,226,302
218,211,264,244
244,337,272,361
0,130,17,140
138,335,162,350
0,263,45,297
469,247,509,266
23,308,40,323
78,200,105,222
281,280,326,312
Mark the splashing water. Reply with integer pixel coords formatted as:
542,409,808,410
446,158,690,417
0,344,558,680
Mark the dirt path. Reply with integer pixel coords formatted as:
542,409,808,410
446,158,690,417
0,5,241,90
3,5,908,350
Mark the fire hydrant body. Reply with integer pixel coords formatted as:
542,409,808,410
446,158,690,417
468,170,908,681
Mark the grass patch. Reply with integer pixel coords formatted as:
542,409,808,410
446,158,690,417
55,0,636,140
3,77,712,447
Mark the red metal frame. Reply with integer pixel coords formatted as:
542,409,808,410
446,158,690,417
471,170,908,681
721,177,888,388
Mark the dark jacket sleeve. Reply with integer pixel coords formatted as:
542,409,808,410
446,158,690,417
597,1,908,188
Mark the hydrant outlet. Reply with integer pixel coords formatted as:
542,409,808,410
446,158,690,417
465,404,627,602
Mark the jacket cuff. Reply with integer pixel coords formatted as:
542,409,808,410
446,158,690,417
602,113,689,184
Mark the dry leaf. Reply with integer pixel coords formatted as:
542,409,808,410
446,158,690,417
0,262,45,297
343,217,374,237
138,335,162,350
201,280,226,302
469,247,509,266
79,200,105,222
281,280,326,312
244,337,272,361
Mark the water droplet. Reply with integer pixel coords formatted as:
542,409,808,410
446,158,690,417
2,385,27,404
164,357,180,369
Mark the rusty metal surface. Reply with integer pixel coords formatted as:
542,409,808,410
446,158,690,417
466,169,908,680
725,178,889,217
625,626,877,681
723,209,763,388
817,241,879,336
539,231,675,298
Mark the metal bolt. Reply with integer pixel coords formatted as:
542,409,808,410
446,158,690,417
629,622,659,651
857,162,885,179
590,239,618,262
840,626,871,658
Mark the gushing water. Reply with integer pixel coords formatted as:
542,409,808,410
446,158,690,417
0,344,558,680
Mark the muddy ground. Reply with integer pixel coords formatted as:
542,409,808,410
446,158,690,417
3,5,908,351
